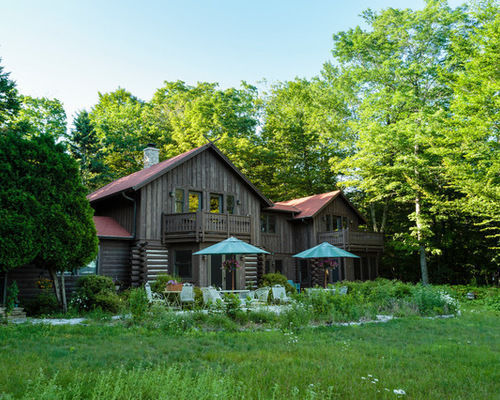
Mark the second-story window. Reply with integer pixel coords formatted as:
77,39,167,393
188,191,202,212
261,214,276,233
227,195,235,214
175,189,184,213
325,214,333,231
210,193,223,213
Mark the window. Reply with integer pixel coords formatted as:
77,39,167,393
174,250,192,278
175,189,184,213
260,214,276,233
78,259,97,275
336,216,343,231
325,214,332,231
210,193,223,214
188,191,202,212
227,195,235,214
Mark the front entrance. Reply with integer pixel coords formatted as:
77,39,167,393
210,254,223,288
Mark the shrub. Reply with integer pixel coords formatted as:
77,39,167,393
260,273,296,294
6,281,19,313
222,293,242,320
23,290,59,316
279,302,312,330
129,288,149,321
71,275,118,313
247,310,279,325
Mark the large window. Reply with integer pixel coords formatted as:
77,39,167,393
175,189,184,213
260,214,276,233
275,260,283,274
188,191,202,212
226,194,235,214
78,259,97,275
210,193,223,213
173,250,192,279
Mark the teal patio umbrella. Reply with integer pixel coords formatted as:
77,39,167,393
293,242,359,287
194,237,269,290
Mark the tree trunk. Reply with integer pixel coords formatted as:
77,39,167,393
415,195,429,285
49,269,62,306
370,204,378,232
61,273,67,313
380,199,389,232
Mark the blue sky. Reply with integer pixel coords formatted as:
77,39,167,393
1,0,465,123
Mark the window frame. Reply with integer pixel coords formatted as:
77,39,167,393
174,188,185,213
260,214,277,234
173,249,193,279
209,192,224,214
188,190,203,212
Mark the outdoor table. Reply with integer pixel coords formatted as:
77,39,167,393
163,289,182,308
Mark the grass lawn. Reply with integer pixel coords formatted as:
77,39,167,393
0,307,498,399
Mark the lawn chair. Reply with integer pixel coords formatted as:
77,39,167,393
339,286,348,295
272,285,290,304
254,287,270,304
202,286,224,307
305,288,322,297
288,279,301,293
145,281,164,304
180,283,195,308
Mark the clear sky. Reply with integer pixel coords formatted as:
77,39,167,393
1,0,465,123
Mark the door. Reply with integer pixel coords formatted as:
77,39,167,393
210,254,223,288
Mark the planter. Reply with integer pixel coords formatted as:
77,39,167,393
166,283,183,292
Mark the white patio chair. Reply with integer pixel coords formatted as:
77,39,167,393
339,286,348,295
180,283,195,307
272,285,290,304
145,281,164,304
202,287,224,307
254,287,270,304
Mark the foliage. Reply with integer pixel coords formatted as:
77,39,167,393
67,110,108,191
260,273,296,294
221,293,242,320
72,275,121,313
128,288,149,321
11,96,67,140
5,281,19,313
0,58,19,126
23,290,59,316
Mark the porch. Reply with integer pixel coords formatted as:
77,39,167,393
318,229,384,251
162,211,251,243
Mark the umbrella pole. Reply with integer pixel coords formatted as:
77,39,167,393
232,267,235,291
324,268,327,288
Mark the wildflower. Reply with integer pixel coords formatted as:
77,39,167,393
393,389,406,395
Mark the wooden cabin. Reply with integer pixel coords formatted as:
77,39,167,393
10,143,384,300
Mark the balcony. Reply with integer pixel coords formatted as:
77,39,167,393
318,229,384,250
162,211,251,243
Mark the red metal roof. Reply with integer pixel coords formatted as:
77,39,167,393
87,146,203,202
270,190,342,218
93,216,132,238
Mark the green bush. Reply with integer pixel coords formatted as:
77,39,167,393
94,292,123,314
260,273,296,294
222,293,242,319
129,288,149,321
6,281,19,313
71,275,119,313
247,310,279,325
23,290,59,316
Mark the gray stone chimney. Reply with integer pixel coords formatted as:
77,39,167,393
143,143,159,169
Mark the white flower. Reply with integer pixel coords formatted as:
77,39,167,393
393,389,406,395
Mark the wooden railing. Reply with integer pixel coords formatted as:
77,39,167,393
318,229,384,248
162,211,251,241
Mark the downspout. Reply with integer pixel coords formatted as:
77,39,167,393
122,191,137,239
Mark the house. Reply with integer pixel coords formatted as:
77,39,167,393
10,142,384,299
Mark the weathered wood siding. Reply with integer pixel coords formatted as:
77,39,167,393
93,196,135,234
138,148,263,245
315,196,361,233
261,212,293,254
98,239,131,285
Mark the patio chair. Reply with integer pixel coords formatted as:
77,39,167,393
272,285,290,304
202,287,224,307
339,286,348,295
288,279,301,293
180,283,195,308
253,287,270,304
144,281,164,304
305,288,322,297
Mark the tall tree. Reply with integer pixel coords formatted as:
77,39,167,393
0,58,20,127
261,77,352,201
68,110,108,191
443,2,500,247
331,1,471,283
12,96,67,139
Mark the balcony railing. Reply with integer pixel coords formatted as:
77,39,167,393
318,229,384,249
162,211,251,242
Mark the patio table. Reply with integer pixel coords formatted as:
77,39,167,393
163,289,182,308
